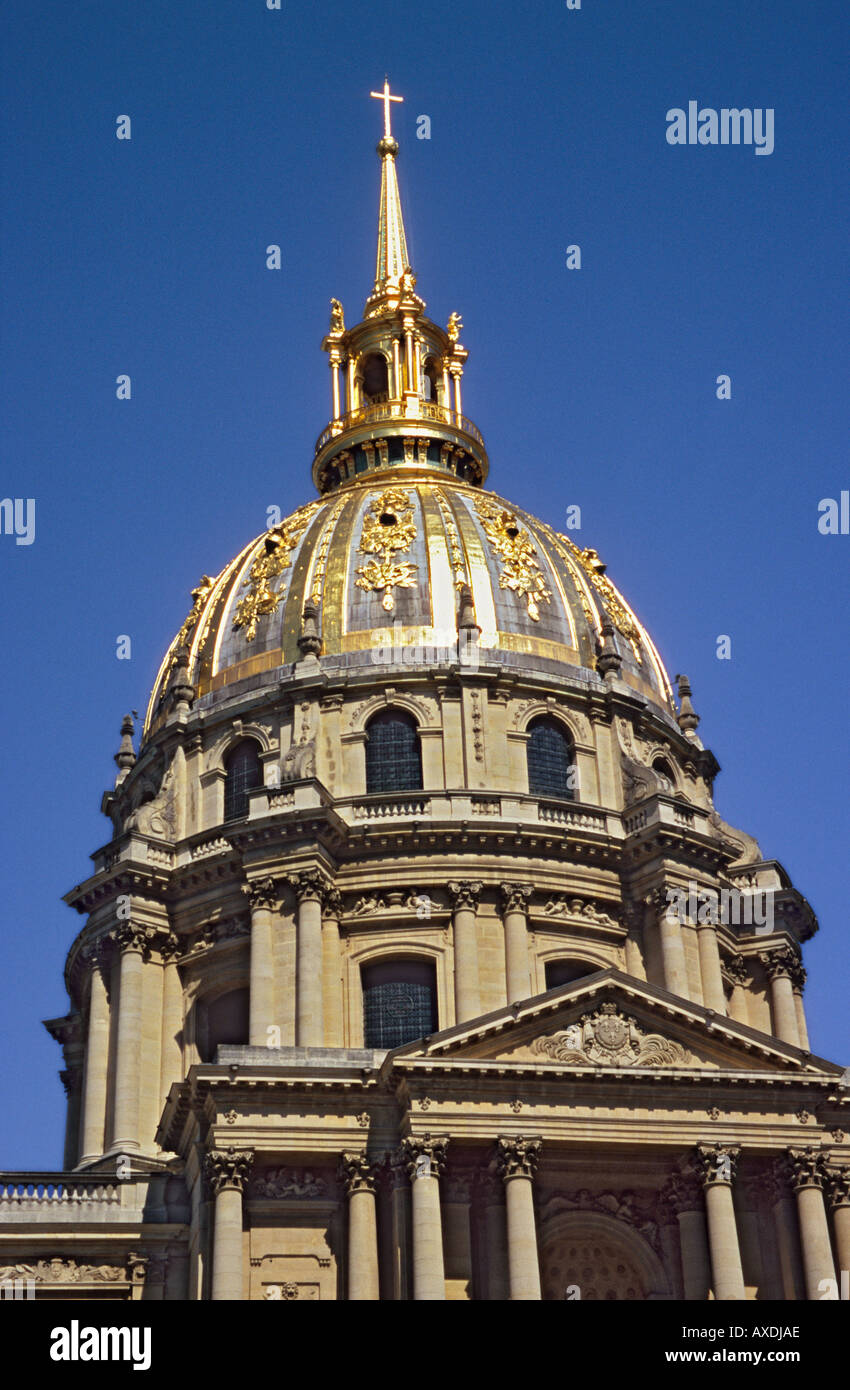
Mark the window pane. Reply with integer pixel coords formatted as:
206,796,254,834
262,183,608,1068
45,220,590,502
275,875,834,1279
527,719,575,800
362,960,436,1048
224,740,262,820
365,712,423,794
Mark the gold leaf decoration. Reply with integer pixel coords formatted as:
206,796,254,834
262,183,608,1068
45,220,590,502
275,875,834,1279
475,498,551,621
232,516,312,641
355,488,418,613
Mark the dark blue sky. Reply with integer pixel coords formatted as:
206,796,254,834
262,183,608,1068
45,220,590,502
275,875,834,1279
1,0,847,1166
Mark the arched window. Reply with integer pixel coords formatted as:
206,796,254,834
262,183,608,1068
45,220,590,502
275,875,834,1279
527,717,576,800
365,710,423,794
545,959,601,991
224,738,262,820
423,357,440,402
362,958,437,1048
652,757,675,790
361,352,389,403
198,987,249,1062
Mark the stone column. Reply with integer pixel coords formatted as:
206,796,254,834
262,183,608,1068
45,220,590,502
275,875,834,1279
79,946,111,1164
788,1147,838,1299
722,954,750,1025
290,871,325,1047
385,1150,412,1301
790,960,810,1050
109,922,150,1152
205,1148,253,1301
158,934,183,1115
476,1169,509,1301
500,883,532,1005
695,1145,746,1301
496,1136,542,1301
47,1013,84,1171
340,1152,380,1301
244,877,277,1047
827,1168,850,1300
759,949,802,1048
651,888,690,1000
668,1168,712,1301
764,1159,806,1300
448,881,482,1023
402,1135,448,1301
322,888,344,1048
60,1068,83,1171
697,922,727,1014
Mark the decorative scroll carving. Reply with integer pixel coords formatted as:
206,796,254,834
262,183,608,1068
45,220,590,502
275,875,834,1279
283,700,316,781
354,488,418,613
475,498,551,622
250,1167,327,1199
401,1134,448,1180
205,1148,254,1195
532,1003,692,1068
495,1135,541,1182
124,757,177,838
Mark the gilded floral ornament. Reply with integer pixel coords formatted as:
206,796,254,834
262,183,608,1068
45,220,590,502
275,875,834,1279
475,498,551,621
560,535,643,656
355,488,418,612
232,516,312,641
175,575,216,650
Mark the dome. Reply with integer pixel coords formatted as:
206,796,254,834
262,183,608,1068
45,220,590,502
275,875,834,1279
144,477,673,739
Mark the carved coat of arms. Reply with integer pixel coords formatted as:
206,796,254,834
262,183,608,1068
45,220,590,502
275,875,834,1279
533,1003,691,1067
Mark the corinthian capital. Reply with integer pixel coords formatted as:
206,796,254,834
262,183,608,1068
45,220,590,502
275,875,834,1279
204,1147,254,1195
242,876,278,911
288,870,327,904
338,1152,379,1197
401,1134,448,1181
110,921,151,957
322,885,343,918
447,880,482,911
500,882,532,915
759,947,799,982
827,1166,850,1211
787,1146,829,1192
695,1143,740,1188
495,1135,542,1182
721,952,749,988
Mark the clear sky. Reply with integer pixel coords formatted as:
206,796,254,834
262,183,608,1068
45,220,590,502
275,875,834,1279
1,0,847,1168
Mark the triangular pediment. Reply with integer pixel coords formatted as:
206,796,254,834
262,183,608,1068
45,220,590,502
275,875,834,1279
388,970,842,1076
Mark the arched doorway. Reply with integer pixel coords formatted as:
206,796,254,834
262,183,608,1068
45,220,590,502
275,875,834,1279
539,1210,670,1301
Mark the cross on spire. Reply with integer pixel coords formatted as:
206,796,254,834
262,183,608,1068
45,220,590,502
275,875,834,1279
370,78,403,139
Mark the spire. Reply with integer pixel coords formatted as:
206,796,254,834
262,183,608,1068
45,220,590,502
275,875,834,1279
368,79,415,309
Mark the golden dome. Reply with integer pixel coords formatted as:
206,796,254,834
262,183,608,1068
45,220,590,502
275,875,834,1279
144,87,673,738
144,475,672,738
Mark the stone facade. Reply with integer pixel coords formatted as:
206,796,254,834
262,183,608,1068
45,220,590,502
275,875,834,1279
2,98,848,1303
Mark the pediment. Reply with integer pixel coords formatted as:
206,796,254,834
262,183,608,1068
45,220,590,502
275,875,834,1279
389,970,842,1076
